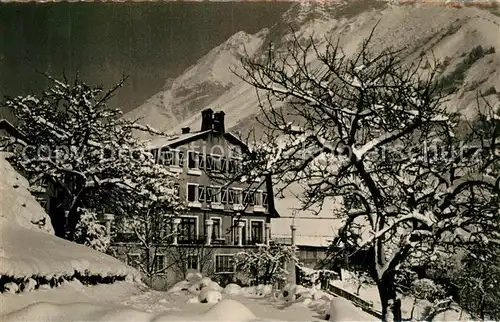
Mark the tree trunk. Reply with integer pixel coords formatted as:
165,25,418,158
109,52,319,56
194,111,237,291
377,275,402,322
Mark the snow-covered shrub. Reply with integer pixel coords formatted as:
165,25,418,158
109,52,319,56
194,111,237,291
186,271,203,284
20,278,37,292
73,208,110,252
234,244,299,285
299,267,338,289
3,282,19,294
411,278,446,302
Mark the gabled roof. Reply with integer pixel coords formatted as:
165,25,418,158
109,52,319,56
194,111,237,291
0,119,27,143
145,129,249,152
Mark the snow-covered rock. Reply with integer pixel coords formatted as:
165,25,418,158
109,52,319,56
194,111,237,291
255,284,273,297
198,288,222,304
223,283,242,295
167,280,190,293
187,283,202,295
3,282,19,294
20,278,37,292
185,271,202,284
278,283,298,302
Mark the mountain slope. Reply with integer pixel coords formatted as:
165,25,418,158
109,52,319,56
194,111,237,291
125,1,500,137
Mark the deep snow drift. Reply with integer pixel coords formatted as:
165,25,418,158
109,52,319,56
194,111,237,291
0,152,139,284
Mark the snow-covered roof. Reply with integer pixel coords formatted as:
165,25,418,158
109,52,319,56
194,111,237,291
145,130,212,149
144,130,248,151
0,152,138,279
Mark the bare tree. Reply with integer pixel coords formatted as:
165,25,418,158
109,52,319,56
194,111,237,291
166,244,215,281
233,28,499,321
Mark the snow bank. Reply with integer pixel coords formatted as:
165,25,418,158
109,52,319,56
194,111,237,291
0,152,139,283
0,222,139,279
1,299,258,322
0,152,53,234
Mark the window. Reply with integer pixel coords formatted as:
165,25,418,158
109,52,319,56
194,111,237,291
178,217,197,243
220,158,227,173
161,149,184,167
155,254,166,273
188,151,199,169
251,221,264,244
187,184,197,202
254,191,263,206
228,189,234,204
233,189,242,205
127,254,141,268
243,191,255,206
198,185,206,202
228,158,241,173
233,219,247,245
212,155,222,172
186,254,199,270
263,192,268,207
211,218,222,240
215,254,235,273
174,183,180,197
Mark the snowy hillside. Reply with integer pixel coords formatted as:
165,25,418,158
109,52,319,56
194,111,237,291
126,0,500,136
0,152,139,286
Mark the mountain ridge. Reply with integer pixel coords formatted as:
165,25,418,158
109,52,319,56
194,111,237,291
125,1,500,138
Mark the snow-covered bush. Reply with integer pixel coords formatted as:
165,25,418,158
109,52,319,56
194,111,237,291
411,278,446,302
234,244,299,285
299,267,338,289
73,208,110,252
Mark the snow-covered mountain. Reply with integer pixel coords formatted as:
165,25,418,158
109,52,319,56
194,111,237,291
125,0,500,137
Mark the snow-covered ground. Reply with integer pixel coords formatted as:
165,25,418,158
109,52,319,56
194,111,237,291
331,271,470,321
0,279,377,322
0,152,139,280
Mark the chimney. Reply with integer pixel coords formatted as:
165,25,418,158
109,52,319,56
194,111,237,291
181,127,190,134
201,108,214,132
213,111,225,134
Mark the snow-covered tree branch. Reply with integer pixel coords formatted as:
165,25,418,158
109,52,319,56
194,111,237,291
234,27,499,321
2,75,183,248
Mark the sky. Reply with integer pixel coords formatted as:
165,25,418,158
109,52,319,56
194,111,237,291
0,2,291,120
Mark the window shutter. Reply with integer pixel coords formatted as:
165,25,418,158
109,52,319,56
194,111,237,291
206,155,213,170
206,187,213,203
178,151,185,167
199,154,205,169
221,158,227,173
198,185,205,202
221,188,228,203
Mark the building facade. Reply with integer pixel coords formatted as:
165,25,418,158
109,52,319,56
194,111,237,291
110,109,279,289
